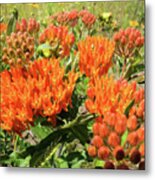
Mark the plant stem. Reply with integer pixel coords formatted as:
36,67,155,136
13,134,19,152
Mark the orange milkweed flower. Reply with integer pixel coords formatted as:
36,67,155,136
0,58,78,134
0,23,7,35
39,24,75,58
86,75,145,169
78,36,115,77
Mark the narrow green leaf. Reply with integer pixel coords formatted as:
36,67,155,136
124,100,134,117
121,130,128,146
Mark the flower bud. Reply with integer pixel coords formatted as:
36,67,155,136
127,131,139,146
98,146,110,160
25,52,30,60
91,135,103,148
92,122,100,135
2,47,7,54
99,123,109,138
8,59,14,65
127,115,137,131
108,132,120,147
8,48,14,56
2,55,8,62
104,161,115,169
139,143,145,156
117,163,129,170
139,161,145,170
17,58,22,64
113,146,125,161
130,150,141,164
87,145,97,157
16,48,22,56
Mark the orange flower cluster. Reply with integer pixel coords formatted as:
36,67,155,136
86,76,145,169
51,9,96,28
78,36,115,77
16,18,40,34
0,58,78,134
79,10,96,28
113,28,144,58
0,23,7,35
2,31,34,67
39,24,75,58
51,10,79,27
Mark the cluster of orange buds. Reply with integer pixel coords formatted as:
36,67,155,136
2,31,34,67
78,36,115,77
79,10,96,28
39,24,75,58
113,28,144,58
51,10,79,27
16,18,40,34
0,23,7,35
0,58,78,134
50,9,96,29
86,76,145,169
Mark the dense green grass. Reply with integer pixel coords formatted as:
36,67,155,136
1,0,144,28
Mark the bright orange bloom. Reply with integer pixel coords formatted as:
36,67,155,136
0,58,78,134
0,23,7,35
78,36,115,77
86,75,145,168
39,24,75,58
85,76,139,115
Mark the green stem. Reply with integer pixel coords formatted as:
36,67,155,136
39,143,61,168
13,134,19,152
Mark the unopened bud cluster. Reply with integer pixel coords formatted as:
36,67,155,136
51,9,96,29
39,24,75,58
113,28,144,58
2,31,34,66
86,77,145,170
16,18,40,34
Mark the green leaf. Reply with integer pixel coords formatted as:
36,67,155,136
65,152,84,162
31,125,52,140
14,156,31,167
37,43,52,58
55,158,69,168
124,100,134,117
121,130,128,146
94,159,104,168
71,160,85,168
7,8,18,35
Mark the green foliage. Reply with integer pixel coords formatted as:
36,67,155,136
7,8,18,35
124,100,135,117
